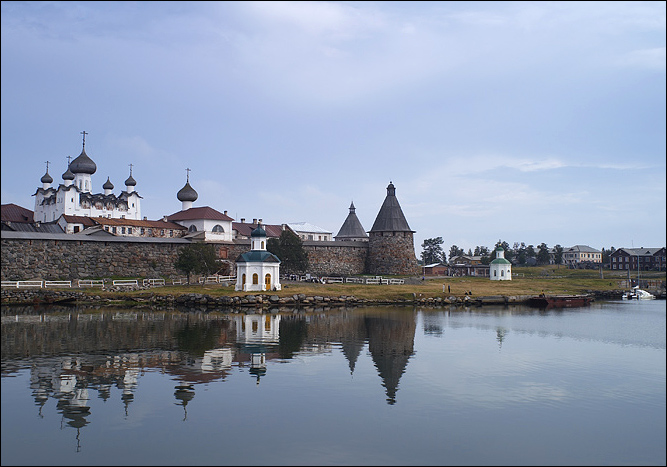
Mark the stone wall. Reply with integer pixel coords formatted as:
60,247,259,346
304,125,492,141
367,232,420,276
302,241,369,276
0,236,377,280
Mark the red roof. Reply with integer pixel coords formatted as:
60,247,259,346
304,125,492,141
61,215,98,227
1,204,34,223
233,222,290,238
166,206,234,222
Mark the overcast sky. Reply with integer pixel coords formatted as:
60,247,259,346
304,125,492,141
2,1,665,255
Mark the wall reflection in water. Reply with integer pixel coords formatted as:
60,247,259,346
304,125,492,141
1,306,417,446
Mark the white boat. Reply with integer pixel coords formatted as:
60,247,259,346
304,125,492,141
622,286,656,300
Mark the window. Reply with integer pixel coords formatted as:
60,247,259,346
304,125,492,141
112,227,117,234
140,228,145,235
212,224,224,233
261,241,265,249
121,227,126,234
128,228,132,235
252,273,259,284
188,225,197,232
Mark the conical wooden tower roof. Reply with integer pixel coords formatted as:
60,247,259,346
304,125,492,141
335,202,368,240
369,182,413,233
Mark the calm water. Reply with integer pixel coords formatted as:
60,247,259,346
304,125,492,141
1,300,665,466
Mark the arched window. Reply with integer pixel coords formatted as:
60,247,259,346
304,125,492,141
212,224,224,233
501,270,504,277
494,270,497,277
261,241,265,249
252,273,259,284
242,274,246,285
188,225,197,232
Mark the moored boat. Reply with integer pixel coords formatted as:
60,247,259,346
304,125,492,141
527,294,593,308
622,286,656,300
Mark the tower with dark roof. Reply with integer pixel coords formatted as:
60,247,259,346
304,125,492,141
335,202,368,242
367,182,419,275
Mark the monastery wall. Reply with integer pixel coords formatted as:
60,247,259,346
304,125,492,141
0,236,371,281
367,232,420,276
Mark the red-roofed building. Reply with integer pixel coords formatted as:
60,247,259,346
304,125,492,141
166,206,234,242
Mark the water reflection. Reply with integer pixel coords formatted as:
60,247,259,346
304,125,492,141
1,306,421,447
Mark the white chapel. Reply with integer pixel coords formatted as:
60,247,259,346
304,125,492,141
235,223,282,292
490,246,512,281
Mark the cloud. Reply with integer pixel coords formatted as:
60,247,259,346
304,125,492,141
616,47,666,71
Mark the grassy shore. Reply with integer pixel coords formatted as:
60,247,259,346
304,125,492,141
85,266,665,301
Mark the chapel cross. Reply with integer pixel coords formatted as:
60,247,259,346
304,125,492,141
45,161,50,172
129,163,133,175
81,130,88,148
186,167,191,182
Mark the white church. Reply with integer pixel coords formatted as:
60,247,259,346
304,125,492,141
235,223,282,292
490,246,512,281
33,132,141,223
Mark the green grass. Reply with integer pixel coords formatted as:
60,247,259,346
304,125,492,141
84,266,664,301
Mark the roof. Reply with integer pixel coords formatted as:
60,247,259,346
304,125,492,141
490,258,511,265
60,215,98,227
614,247,665,256
233,222,289,238
1,230,192,244
565,245,601,253
369,182,413,233
90,217,186,230
1,204,34,223
167,206,233,222
335,202,368,239
236,250,281,263
1,221,64,233
287,222,331,234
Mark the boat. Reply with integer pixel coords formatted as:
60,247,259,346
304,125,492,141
527,294,593,308
622,286,656,300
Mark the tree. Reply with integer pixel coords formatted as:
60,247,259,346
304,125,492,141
537,243,550,265
267,229,309,274
553,244,564,267
175,243,221,284
421,237,445,264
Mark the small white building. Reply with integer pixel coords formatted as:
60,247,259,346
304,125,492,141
235,223,282,292
288,222,332,241
490,246,512,281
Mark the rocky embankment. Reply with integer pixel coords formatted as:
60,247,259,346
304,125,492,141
1,288,633,312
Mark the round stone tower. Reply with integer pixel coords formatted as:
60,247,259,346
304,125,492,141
367,182,419,276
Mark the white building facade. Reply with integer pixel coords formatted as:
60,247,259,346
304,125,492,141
33,137,141,223
490,247,512,281
235,224,282,292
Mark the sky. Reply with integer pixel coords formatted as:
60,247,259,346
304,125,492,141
2,1,665,256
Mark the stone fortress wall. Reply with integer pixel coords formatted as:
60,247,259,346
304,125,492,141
0,236,382,281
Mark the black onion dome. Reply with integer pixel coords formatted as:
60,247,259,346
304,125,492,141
177,182,198,202
62,166,75,180
40,171,53,184
124,174,136,186
251,224,266,238
69,148,97,174
103,177,114,190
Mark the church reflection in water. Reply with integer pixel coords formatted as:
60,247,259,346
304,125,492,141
2,307,417,447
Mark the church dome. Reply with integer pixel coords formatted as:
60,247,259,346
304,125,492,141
177,182,198,202
124,174,136,186
103,177,114,190
40,171,53,184
62,166,75,180
69,148,97,174
251,224,266,238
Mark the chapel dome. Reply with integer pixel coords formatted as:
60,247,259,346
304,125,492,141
103,177,114,190
251,224,266,238
62,166,75,180
124,174,137,186
69,148,97,175
177,182,198,202
40,171,53,184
